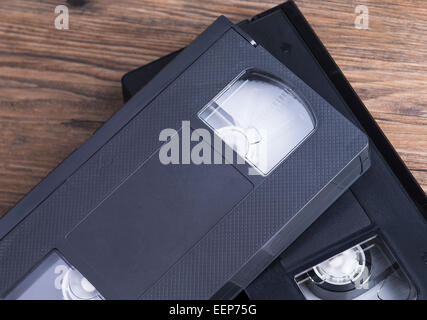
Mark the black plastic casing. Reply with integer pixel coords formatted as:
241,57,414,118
0,15,369,299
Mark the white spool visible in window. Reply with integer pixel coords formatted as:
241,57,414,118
199,69,315,176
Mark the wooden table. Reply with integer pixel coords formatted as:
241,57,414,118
0,0,426,217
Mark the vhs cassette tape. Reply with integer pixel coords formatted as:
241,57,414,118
0,15,369,300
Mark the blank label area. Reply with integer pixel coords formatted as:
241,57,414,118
66,145,252,299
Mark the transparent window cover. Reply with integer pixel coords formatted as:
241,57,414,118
199,69,315,175
4,251,103,300
294,236,417,300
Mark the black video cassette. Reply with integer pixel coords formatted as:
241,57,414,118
0,16,369,300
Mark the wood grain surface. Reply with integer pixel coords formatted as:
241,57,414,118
0,0,426,217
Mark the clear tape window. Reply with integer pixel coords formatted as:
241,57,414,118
5,251,103,300
199,69,315,176
294,236,417,300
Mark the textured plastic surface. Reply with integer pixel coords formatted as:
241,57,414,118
0,16,369,300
